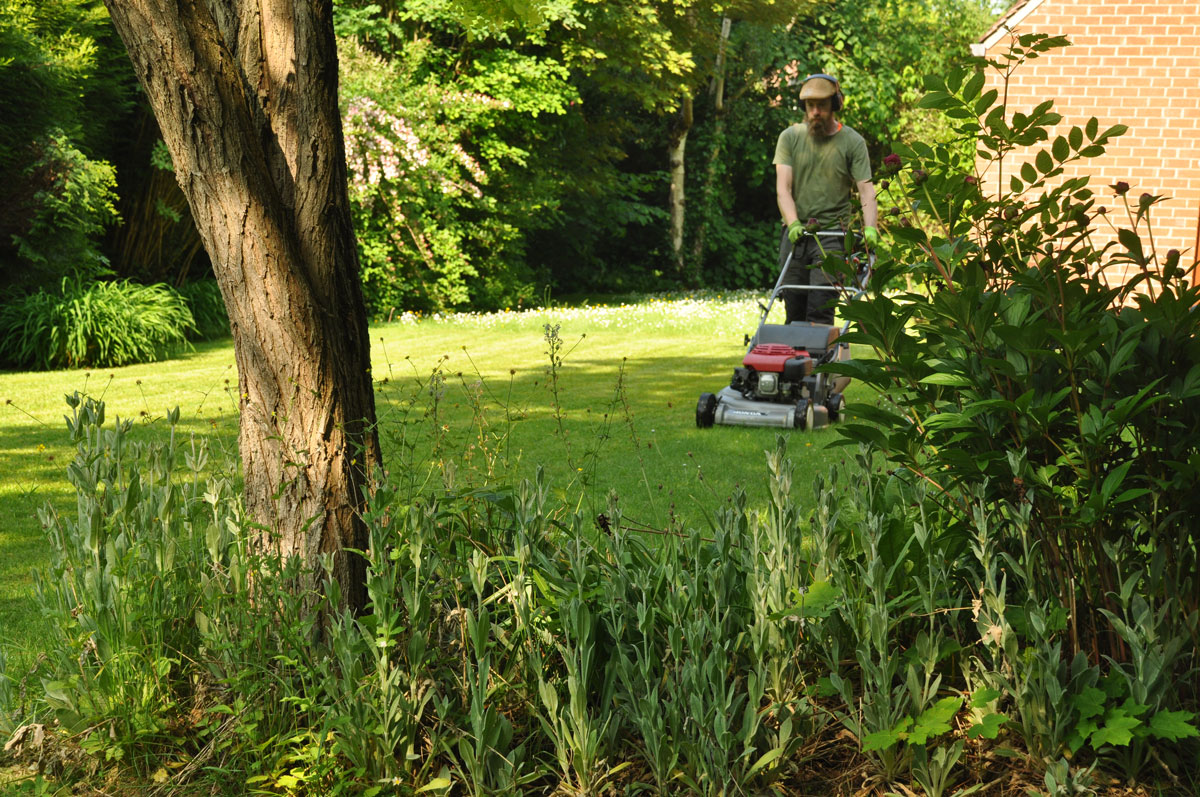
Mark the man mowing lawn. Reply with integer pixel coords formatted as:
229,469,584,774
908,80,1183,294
773,73,878,325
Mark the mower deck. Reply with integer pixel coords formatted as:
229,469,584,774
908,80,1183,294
696,239,869,432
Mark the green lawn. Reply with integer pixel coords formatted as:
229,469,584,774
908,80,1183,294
0,292,864,685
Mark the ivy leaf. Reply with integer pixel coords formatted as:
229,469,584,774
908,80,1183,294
1149,710,1200,742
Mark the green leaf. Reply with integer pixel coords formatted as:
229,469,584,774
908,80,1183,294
1072,686,1106,720
919,91,957,110
1090,713,1142,748
863,718,910,752
962,70,985,101
1020,162,1038,183
1100,461,1133,503
908,697,963,745
771,579,840,620
974,89,998,116
1036,150,1053,173
970,688,1002,708
1117,228,1145,263
1052,136,1069,161
920,372,971,386
1148,710,1200,742
967,712,1010,740
747,746,785,777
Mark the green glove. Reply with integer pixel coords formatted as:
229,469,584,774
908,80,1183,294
862,225,879,247
787,220,804,244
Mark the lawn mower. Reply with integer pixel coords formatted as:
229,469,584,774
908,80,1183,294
696,233,872,430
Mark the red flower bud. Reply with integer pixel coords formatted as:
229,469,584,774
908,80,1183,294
1111,181,1130,195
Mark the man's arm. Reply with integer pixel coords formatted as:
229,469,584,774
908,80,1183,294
776,164,798,226
857,179,878,229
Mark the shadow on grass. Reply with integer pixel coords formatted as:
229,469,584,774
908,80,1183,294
0,342,865,680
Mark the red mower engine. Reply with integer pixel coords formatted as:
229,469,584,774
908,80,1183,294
731,344,814,401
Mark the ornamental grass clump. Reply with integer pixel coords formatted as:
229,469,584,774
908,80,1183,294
0,278,195,369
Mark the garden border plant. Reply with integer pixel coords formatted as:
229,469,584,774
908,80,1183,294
824,31,1199,788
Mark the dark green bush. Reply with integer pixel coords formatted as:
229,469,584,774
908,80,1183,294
0,278,195,369
825,32,1199,780
175,278,230,340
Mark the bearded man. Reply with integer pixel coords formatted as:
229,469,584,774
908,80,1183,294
773,73,878,325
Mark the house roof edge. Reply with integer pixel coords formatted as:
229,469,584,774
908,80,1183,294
975,0,1048,55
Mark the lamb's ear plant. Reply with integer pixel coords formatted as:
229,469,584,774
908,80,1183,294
823,31,1200,782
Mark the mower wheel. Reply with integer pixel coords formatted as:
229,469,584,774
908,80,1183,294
825,392,845,422
696,392,718,428
793,398,814,431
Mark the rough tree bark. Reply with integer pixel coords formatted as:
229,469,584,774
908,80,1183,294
102,0,381,612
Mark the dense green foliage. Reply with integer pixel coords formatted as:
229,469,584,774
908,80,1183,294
5,4,1197,792
0,0,134,292
836,32,1200,659
825,31,1199,784
174,278,230,341
1,0,995,365
0,278,194,369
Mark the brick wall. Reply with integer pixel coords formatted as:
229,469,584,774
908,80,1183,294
976,0,1200,282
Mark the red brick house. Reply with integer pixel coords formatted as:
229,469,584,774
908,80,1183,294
972,0,1200,276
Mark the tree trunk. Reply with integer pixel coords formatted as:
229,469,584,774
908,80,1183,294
103,0,381,613
668,93,692,276
691,16,732,270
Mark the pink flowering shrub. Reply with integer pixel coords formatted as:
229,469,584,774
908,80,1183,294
338,41,547,315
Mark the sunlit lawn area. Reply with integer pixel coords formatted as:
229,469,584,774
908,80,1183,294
0,292,866,682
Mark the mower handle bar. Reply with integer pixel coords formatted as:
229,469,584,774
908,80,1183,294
761,236,875,337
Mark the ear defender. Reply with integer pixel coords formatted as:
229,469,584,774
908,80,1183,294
801,73,844,112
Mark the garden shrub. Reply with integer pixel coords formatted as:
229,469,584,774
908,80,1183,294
175,278,230,340
0,278,195,369
3,131,120,291
823,32,1199,783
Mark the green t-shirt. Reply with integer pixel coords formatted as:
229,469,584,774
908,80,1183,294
772,122,872,229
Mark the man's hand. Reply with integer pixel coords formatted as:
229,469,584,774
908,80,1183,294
787,220,804,243
862,225,879,248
